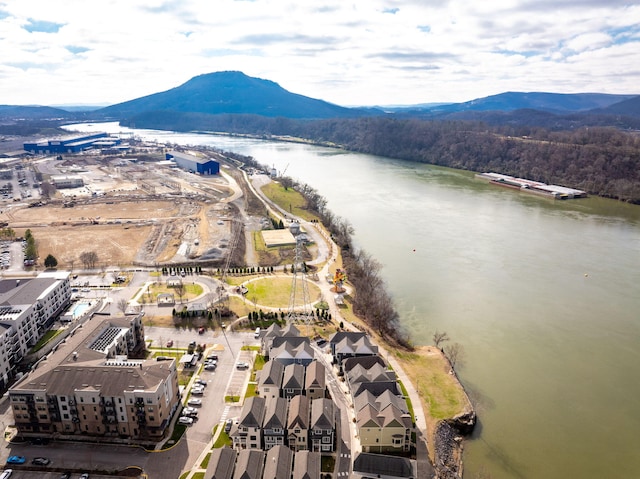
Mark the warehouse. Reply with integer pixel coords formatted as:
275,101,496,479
166,151,220,175
23,132,120,154
51,175,84,189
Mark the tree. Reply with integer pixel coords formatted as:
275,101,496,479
444,343,465,370
44,254,58,269
174,281,186,303
433,330,450,348
80,251,99,269
117,298,129,315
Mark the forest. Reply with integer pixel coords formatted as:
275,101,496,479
124,112,640,204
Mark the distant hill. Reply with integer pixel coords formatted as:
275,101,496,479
409,92,636,115
97,71,381,120
595,95,640,118
0,105,76,120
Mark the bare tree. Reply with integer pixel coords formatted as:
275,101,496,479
117,298,128,315
79,251,99,269
174,281,186,304
444,342,465,370
433,330,450,348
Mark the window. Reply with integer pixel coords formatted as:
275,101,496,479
393,437,403,446
322,436,331,443
250,435,257,441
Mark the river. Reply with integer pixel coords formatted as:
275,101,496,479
65,123,640,479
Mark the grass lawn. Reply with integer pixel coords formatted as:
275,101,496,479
261,182,320,222
200,452,211,469
244,276,321,309
213,426,233,448
31,329,64,353
245,383,257,398
147,282,204,302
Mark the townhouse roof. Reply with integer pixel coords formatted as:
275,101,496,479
263,396,288,430
263,445,293,479
353,452,415,479
287,394,310,430
354,389,409,416
233,450,264,479
329,331,367,346
334,335,378,356
356,401,411,429
257,360,284,389
293,450,321,479
236,396,266,429
311,398,335,430
204,447,236,479
347,362,396,385
342,355,386,373
271,340,314,364
304,360,325,390
282,363,305,390
351,380,400,398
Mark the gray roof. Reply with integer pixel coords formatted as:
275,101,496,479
233,449,264,479
204,447,236,479
257,360,284,389
282,363,305,390
0,277,58,306
329,331,367,346
304,360,325,390
342,355,386,373
351,381,400,398
262,445,292,479
263,396,288,430
353,452,415,478
310,398,335,430
287,394,310,430
347,362,396,385
237,396,266,429
292,451,321,479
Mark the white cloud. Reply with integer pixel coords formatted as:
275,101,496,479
0,0,638,106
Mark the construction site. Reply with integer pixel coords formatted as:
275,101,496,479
0,142,248,270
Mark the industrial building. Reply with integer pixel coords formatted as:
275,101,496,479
24,132,121,154
0,271,72,389
8,313,181,443
50,175,84,189
166,151,220,175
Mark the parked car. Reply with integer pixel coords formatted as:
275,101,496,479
59,473,71,479
0,470,12,479
224,418,233,433
236,362,249,370
6,456,26,465
198,327,205,334
187,398,202,406
206,354,218,361
191,386,205,395
194,379,207,387
182,407,198,417
79,473,90,479
178,416,194,426
166,340,173,347
31,457,51,466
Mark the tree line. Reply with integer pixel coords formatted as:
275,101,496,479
126,112,640,204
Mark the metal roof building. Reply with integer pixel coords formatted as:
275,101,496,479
166,151,220,175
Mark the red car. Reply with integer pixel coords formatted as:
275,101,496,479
198,327,205,334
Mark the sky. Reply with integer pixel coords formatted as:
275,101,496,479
0,0,639,107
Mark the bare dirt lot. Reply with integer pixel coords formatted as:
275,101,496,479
0,153,238,268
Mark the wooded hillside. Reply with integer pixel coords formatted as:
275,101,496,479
125,112,640,204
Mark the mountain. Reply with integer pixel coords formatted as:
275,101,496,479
410,92,637,115
595,95,640,118
0,105,76,120
97,71,380,120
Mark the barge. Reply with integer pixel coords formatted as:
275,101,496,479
475,172,587,199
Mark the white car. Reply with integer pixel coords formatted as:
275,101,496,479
191,387,205,396
187,398,202,406
182,407,198,417
178,416,194,426
236,362,249,370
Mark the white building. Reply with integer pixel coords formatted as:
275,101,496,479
0,271,71,389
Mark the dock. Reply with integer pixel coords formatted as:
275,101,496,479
476,172,587,199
